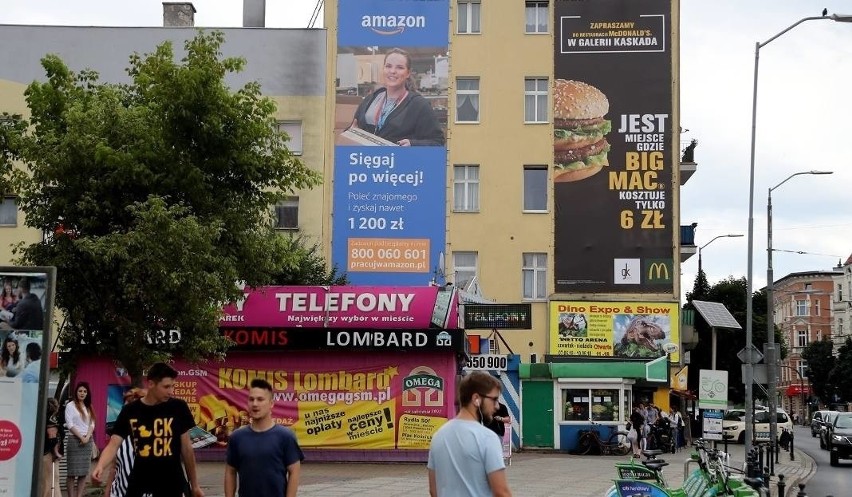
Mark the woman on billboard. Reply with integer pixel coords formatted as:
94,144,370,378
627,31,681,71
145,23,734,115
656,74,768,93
349,48,444,146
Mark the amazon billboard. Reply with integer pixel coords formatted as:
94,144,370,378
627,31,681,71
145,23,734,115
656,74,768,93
553,0,675,294
332,0,449,285
549,300,680,362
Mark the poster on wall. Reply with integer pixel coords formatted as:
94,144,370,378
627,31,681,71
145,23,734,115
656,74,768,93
553,0,675,294
78,351,456,451
0,267,55,497
549,301,679,362
332,0,449,285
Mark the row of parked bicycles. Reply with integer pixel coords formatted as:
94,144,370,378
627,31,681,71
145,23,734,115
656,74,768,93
604,439,770,497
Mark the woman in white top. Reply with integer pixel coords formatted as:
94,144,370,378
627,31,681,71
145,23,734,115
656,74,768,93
1,336,24,377
65,382,96,497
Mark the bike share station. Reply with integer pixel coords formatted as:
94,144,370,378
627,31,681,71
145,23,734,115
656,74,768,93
605,369,767,497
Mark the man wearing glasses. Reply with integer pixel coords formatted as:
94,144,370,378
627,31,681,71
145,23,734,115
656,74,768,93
427,372,513,497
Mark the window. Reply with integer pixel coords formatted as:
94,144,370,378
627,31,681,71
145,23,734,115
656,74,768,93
522,253,547,300
453,165,480,212
524,78,548,123
276,121,303,155
797,360,808,379
274,197,299,230
523,166,548,211
457,0,481,34
562,388,621,421
0,197,16,226
817,329,822,341
797,329,808,348
525,1,548,33
804,283,812,291
452,251,478,290
839,284,844,302
814,299,820,316
456,78,480,122
795,300,807,316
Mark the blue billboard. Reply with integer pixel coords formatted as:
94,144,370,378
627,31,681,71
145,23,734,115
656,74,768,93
333,0,449,285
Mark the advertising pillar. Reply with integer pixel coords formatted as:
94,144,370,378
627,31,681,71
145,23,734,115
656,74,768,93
553,0,675,294
332,0,449,285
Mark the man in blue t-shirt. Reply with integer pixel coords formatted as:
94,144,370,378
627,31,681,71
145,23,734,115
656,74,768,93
427,372,512,497
225,378,304,497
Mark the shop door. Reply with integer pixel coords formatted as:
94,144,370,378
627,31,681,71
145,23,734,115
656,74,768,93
521,380,554,447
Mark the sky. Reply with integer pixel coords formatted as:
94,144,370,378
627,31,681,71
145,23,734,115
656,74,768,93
0,0,849,301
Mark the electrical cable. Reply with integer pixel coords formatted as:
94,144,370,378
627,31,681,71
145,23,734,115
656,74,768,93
307,0,324,28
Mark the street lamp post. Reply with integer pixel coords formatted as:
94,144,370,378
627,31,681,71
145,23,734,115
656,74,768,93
698,234,743,370
697,234,744,278
766,170,833,454
744,11,852,456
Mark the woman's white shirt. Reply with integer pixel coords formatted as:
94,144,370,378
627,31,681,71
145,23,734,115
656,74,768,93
2,355,24,376
65,401,94,437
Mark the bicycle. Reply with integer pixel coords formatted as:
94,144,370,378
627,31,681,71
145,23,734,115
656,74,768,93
575,420,631,456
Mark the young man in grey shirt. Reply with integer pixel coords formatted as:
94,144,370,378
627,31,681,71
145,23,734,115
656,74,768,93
427,372,512,497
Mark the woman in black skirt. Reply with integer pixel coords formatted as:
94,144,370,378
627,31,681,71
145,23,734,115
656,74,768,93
64,381,96,497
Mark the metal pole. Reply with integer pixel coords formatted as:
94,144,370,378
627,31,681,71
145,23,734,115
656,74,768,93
767,186,777,465
744,12,842,457
744,39,760,456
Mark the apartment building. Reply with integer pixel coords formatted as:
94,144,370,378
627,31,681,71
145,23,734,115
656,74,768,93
325,0,692,451
773,270,840,418
833,254,852,348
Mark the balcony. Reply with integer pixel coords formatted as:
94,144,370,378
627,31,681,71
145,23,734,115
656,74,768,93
680,160,697,185
680,223,697,263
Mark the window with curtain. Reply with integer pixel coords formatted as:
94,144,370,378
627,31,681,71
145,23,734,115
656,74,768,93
525,1,548,33
276,121,303,155
452,251,478,289
457,0,481,34
453,165,480,212
524,78,548,123
456,78,480,122
522,253,546,300
795,300,807,316
0,197,16,226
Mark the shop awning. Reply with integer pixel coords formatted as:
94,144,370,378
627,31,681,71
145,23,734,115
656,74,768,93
785,384,811,396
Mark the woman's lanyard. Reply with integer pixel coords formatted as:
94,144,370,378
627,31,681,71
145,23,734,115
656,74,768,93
374,91,407,132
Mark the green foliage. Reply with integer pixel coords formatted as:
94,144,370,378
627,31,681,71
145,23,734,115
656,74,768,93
831,338,852,402
269,233,348,286
683,276,782,403
0,31,323,383
801,339,835,403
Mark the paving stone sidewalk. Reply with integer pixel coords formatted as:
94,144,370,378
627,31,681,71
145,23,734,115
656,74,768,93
192,441,815,497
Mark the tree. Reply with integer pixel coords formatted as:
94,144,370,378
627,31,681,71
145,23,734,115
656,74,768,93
801,339,835,404
683,276,784,405
685,267,710,302
831,338,852,403
0,31,321,384
270,234,348,286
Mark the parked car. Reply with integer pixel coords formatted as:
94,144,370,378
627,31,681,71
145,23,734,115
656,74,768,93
819,411,841,450
722,408,793,444
811,410,833,437
827,412,852,466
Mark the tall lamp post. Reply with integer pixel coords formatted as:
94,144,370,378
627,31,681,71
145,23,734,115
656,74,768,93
743,11,852,456
698,234,744,278
766,170,833,453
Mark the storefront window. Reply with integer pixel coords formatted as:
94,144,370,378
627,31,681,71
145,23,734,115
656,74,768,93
561,386,630,422
591,389,619,421
562,389,590,421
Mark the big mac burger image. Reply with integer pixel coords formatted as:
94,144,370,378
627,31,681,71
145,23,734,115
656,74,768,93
553,79,611,182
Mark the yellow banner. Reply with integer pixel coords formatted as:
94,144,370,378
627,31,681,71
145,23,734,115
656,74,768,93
550,301,679,362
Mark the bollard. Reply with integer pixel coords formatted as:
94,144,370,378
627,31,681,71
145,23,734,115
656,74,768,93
796,482,806,497
777,474,785,497
789,431,795,462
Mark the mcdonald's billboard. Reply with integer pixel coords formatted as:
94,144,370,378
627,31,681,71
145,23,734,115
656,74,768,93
549,300,679,362
552,0,676,294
